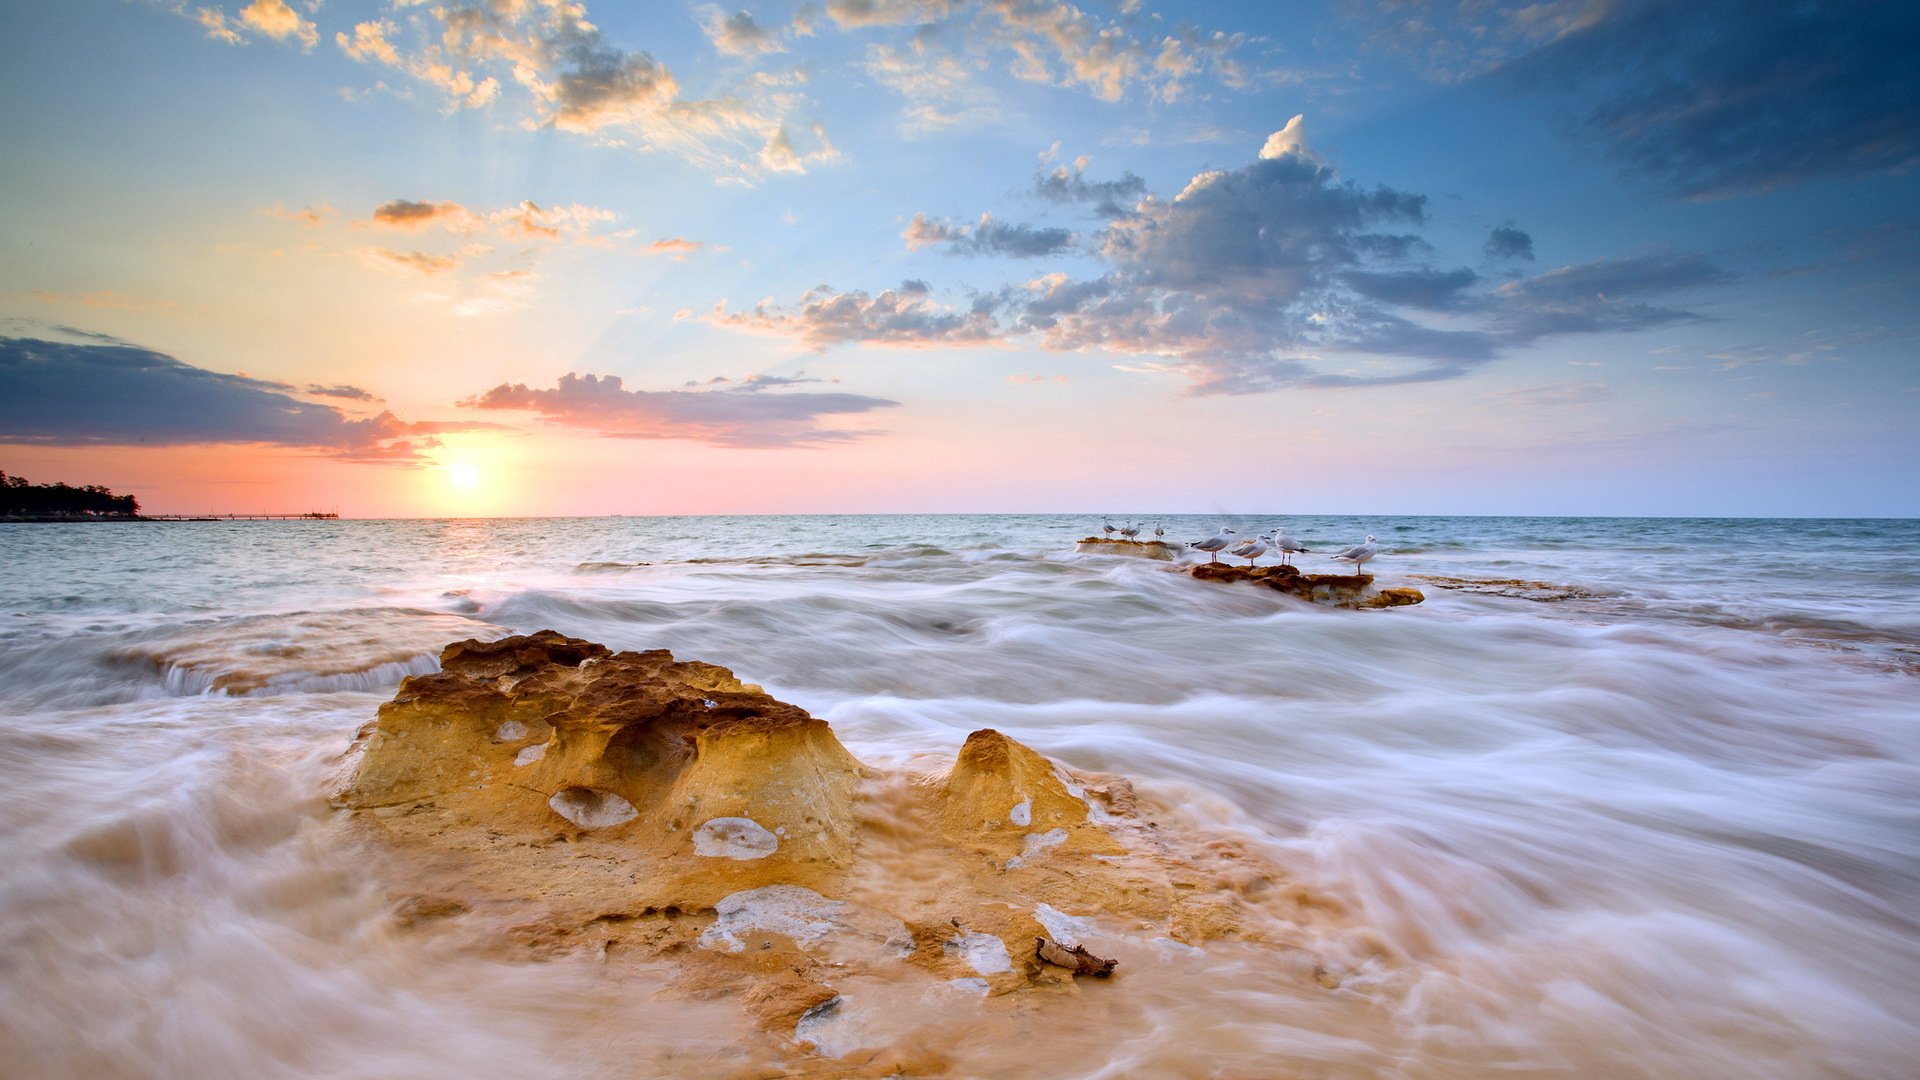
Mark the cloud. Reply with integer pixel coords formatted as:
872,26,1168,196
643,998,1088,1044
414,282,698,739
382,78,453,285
903,212,1074,256
237,0,317,49
365,249,465,275
1340,268,1478,310
825,0,955,29
459,371,898,447
979,0,1243,103
260,202,335,227
193,1,318,49
306,383,378,402
371,199,469,229
324,2,831,179
863,30,1002,133
1497,0,1920,198
1257,114,1309,160
1490,251,1735,338
1485,225,1535,261
641,237,706,256
0,337,483,463
716,122,1735,393
363,197,618,241
1033,158,1147,218
715,280,1000,348
702,8,784,56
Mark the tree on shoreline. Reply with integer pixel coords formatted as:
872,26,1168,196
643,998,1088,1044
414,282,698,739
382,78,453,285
0,470,140,517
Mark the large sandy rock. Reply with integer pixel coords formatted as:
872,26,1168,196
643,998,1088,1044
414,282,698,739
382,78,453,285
339,631,866,907
337,632,1370,1070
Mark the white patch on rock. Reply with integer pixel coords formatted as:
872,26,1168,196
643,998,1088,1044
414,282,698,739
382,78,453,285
514,742,547,766
547,786,637,828
1004,827,1068,869
1056,771,1112,823
945,931,1013,975
698,884,842,953
794,996,852,1058
692,816,780,860
493,719,528,742
942,977,991,997
1009,799,1032,827
1035,903,1092,947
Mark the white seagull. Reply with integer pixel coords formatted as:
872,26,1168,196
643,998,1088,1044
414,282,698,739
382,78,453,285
1101,517,1117,538
1152,522,1166,541
1189,526,1236,563
1230,533,1272,567
1271,528,1308,565
1119,521,1141,540
1331,534,1378,574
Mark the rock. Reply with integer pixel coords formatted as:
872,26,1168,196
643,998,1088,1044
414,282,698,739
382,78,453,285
1074,537,1180,560
336,632,1373,1066
1186,563,1423,609
939,729,1122,861
338,630,867,908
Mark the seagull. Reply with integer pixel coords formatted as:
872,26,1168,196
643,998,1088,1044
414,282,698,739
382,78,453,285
1331,534,1378,574
1189,526,1236,563
1271,528,1308,566
1230,533,1272,566
1101,517,1117,538
1118,521,1141,541
1152,522,1165,541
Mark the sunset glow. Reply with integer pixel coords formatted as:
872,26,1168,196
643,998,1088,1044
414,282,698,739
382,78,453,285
2,1,1915,517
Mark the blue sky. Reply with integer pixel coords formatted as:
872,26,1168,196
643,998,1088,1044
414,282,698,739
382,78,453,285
2,0,1915,516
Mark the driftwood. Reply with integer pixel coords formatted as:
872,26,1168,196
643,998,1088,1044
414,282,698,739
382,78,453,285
1034,937,1116,978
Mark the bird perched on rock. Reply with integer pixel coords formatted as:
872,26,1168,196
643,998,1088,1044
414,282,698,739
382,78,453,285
1230,533,1272,566
1152,522,1165,541
1331,535,1378,574
1272,528,1308,566
1118,521,1140,540
1190,526,1236,563
1101,517,1117,538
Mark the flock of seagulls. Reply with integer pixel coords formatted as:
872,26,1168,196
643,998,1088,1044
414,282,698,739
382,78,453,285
1103,518,1380,573
1101,517,1166,543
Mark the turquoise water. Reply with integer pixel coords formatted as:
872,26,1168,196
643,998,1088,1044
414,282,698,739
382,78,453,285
1,515,1916,1077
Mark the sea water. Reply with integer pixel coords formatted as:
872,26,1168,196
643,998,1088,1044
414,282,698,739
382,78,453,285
0,515,1915,1077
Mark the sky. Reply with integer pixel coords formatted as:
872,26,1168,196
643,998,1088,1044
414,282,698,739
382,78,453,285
1,0,1916,518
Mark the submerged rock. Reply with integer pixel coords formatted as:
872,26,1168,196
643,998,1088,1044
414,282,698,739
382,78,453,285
1074,536,1180,560
337,631,1367,1068
1187,562,1424,609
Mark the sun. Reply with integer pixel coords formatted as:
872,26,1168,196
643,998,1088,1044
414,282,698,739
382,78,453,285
446,461,482,492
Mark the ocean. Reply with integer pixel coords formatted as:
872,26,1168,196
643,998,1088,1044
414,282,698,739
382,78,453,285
1,514,1916,1078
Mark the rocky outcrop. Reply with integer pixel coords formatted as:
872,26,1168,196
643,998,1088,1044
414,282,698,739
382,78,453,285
340,631,865,907
1187,562,1424,609
338,632,1367,1070
1074,537,1180,560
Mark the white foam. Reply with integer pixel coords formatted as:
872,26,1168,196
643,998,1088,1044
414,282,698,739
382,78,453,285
546,787,637,829
692,817,779,860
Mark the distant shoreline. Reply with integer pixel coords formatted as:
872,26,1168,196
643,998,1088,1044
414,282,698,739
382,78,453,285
1,513,339,523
